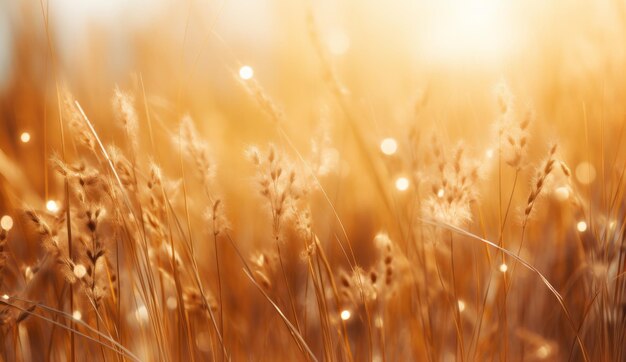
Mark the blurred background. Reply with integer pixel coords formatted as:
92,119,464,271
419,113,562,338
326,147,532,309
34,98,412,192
1,0,625,222
2,0,626,360
2,0,626,264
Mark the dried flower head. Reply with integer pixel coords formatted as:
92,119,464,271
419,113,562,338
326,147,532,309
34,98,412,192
309,124,339,178
248,144,304,241
113,86,139,152
524,144,558,222
204,199,230,236
339,233,407,307
63,89,96,152
493,82,532,170
422,141,480,227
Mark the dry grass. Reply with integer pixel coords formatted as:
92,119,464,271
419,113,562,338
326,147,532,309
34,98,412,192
1,1,626,361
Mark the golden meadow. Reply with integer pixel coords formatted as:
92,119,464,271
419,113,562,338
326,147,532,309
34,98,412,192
1,1,625,361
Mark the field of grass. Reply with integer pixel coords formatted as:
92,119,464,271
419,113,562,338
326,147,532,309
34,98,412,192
1,1,626,361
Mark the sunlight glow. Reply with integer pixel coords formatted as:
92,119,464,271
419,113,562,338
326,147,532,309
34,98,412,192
575,162,596,185
457,300,466,312
239,65,254,80
340,309,351,321
166,297,178,310
0,215,13,231
554,186,570,202
420,0,515,64
73,264,87,279
327,30,350,56
374,317,384,328
380,137,398,155
46,200,60,213
20,132,31,143
136,305,149,322
395,177,410,191
536,345,551,359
